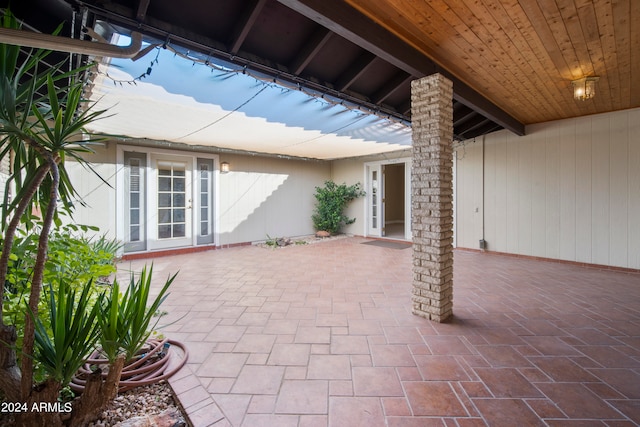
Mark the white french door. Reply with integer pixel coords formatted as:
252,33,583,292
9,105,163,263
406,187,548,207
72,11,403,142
148,154,193,250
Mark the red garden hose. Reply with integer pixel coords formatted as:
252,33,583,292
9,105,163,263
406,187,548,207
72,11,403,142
69,338,189,393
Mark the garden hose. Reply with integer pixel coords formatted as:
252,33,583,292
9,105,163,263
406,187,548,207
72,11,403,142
69,338,189,393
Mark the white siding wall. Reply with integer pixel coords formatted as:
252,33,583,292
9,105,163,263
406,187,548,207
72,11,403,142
455,108,640,269
0,151,11,203
217,154,329,245
331,149,412,236
66,142,118,238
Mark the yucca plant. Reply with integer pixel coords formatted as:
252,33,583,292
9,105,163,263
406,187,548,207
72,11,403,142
106,265,175,361
30,280,102,387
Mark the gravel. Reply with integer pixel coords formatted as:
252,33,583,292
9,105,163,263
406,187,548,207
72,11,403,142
88,382,186,426
0,382,187,427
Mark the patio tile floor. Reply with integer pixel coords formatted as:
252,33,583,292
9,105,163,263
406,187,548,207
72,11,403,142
117,237,640,426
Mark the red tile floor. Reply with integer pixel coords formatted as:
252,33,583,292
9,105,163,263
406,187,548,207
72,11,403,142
117,237,640,427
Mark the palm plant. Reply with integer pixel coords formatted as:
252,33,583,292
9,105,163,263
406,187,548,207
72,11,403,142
0,8,107,410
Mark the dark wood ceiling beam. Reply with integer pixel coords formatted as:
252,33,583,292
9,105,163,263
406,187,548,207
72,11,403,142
372,72,412,105
456,116,490,135
453,107,477,127
278,0,525,135
229,0,267,55
459,122,503,140
136,0,151,22
290,27,333,75
335,52,378,91
399,101,411,117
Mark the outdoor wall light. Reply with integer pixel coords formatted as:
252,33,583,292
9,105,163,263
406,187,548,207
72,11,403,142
220,161,230,173
571,76,599,101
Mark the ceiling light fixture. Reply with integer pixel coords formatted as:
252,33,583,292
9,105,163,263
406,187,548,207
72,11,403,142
571,76,599,101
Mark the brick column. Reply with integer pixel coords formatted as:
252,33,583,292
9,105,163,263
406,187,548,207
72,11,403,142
410,74,454,323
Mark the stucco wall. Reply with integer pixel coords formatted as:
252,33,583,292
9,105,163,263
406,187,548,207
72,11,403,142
454,107,640,269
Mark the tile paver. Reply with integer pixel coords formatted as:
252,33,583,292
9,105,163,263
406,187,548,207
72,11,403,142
116,237,640,426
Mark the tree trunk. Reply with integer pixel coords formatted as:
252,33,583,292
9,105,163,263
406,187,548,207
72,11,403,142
20,157,59,400
14,378,63,427
68,354,126,427
0,163,51,318
0,324,21,401
0,163,50,402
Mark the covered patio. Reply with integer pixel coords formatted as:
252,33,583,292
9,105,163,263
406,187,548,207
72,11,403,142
117,237,640,426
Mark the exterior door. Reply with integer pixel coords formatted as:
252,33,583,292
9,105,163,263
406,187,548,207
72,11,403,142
148,154,193,250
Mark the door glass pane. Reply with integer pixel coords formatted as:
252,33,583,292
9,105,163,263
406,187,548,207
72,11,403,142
174,208,185,222
173,193,185,207
158,208,171,224
173,224,185,237
173,178,185,192
158,177,171,191
158,224,171,239
158,193,171,207
157,161,187,240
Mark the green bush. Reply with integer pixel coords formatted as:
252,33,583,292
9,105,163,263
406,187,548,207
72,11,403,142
311,181,365,234
1,223,121,370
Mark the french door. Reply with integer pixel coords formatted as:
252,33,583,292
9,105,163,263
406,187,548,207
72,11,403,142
122,149,216,253
148,154,193,250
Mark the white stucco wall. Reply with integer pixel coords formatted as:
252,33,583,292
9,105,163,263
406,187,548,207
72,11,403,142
454,107,640,269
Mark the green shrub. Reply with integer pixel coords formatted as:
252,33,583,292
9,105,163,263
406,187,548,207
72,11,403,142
1,223,121,368
311,181,365,234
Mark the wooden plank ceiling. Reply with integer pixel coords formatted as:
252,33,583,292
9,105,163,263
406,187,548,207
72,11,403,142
343,0,640,125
